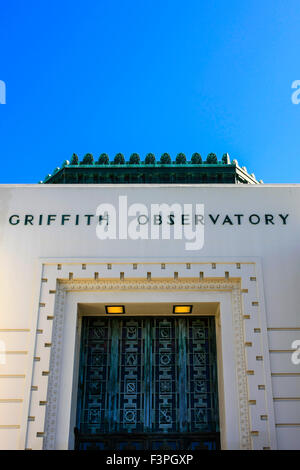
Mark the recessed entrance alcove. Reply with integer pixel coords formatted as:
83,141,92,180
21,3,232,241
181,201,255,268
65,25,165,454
23,260,277,451
74,302,220,450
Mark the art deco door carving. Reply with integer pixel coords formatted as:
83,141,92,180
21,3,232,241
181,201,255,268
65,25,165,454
75,316,219,450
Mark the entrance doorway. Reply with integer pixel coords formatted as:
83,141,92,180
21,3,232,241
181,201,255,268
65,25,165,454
75,316,220,450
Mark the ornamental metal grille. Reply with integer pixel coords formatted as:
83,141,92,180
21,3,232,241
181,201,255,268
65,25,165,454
75,316,220,450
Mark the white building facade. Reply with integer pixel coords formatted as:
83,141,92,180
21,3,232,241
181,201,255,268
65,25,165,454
0,183,299,450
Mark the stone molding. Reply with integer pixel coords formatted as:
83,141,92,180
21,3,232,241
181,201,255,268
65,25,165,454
24,261,275,450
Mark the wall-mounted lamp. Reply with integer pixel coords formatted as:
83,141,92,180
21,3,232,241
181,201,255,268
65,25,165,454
105,305,125,314
172,305,193,314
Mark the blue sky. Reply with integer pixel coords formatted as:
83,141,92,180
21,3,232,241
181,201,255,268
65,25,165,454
0,0,300,183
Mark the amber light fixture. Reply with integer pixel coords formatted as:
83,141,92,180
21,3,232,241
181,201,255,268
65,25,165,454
173,305,193,314
105,305,125,314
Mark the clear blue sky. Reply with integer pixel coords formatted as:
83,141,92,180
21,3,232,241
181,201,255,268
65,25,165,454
1,0,300,183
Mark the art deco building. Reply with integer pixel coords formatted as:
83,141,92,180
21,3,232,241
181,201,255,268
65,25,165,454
0,152,299,451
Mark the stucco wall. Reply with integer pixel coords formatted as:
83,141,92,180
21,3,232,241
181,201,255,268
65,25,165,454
0,184,299,450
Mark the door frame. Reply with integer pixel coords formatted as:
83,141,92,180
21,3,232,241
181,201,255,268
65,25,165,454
23,259,277,451
51,287,240,450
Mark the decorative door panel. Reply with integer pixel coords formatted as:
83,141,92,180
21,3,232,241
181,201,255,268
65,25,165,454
75,316,220,450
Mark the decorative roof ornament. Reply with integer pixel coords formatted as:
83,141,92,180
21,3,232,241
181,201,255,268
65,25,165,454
191,153,202,164
160,153,171,164
175,153,187,164
114,153,125,164
70,153,79,165
129,153,140,164
222,153,230,164
206,153,218,164
81,153,94,165
98,153,109,165
145,153,156,164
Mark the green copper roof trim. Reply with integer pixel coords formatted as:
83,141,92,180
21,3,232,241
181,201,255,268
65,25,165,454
63,162,235,168
41,155,262,184
43,163,239,182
